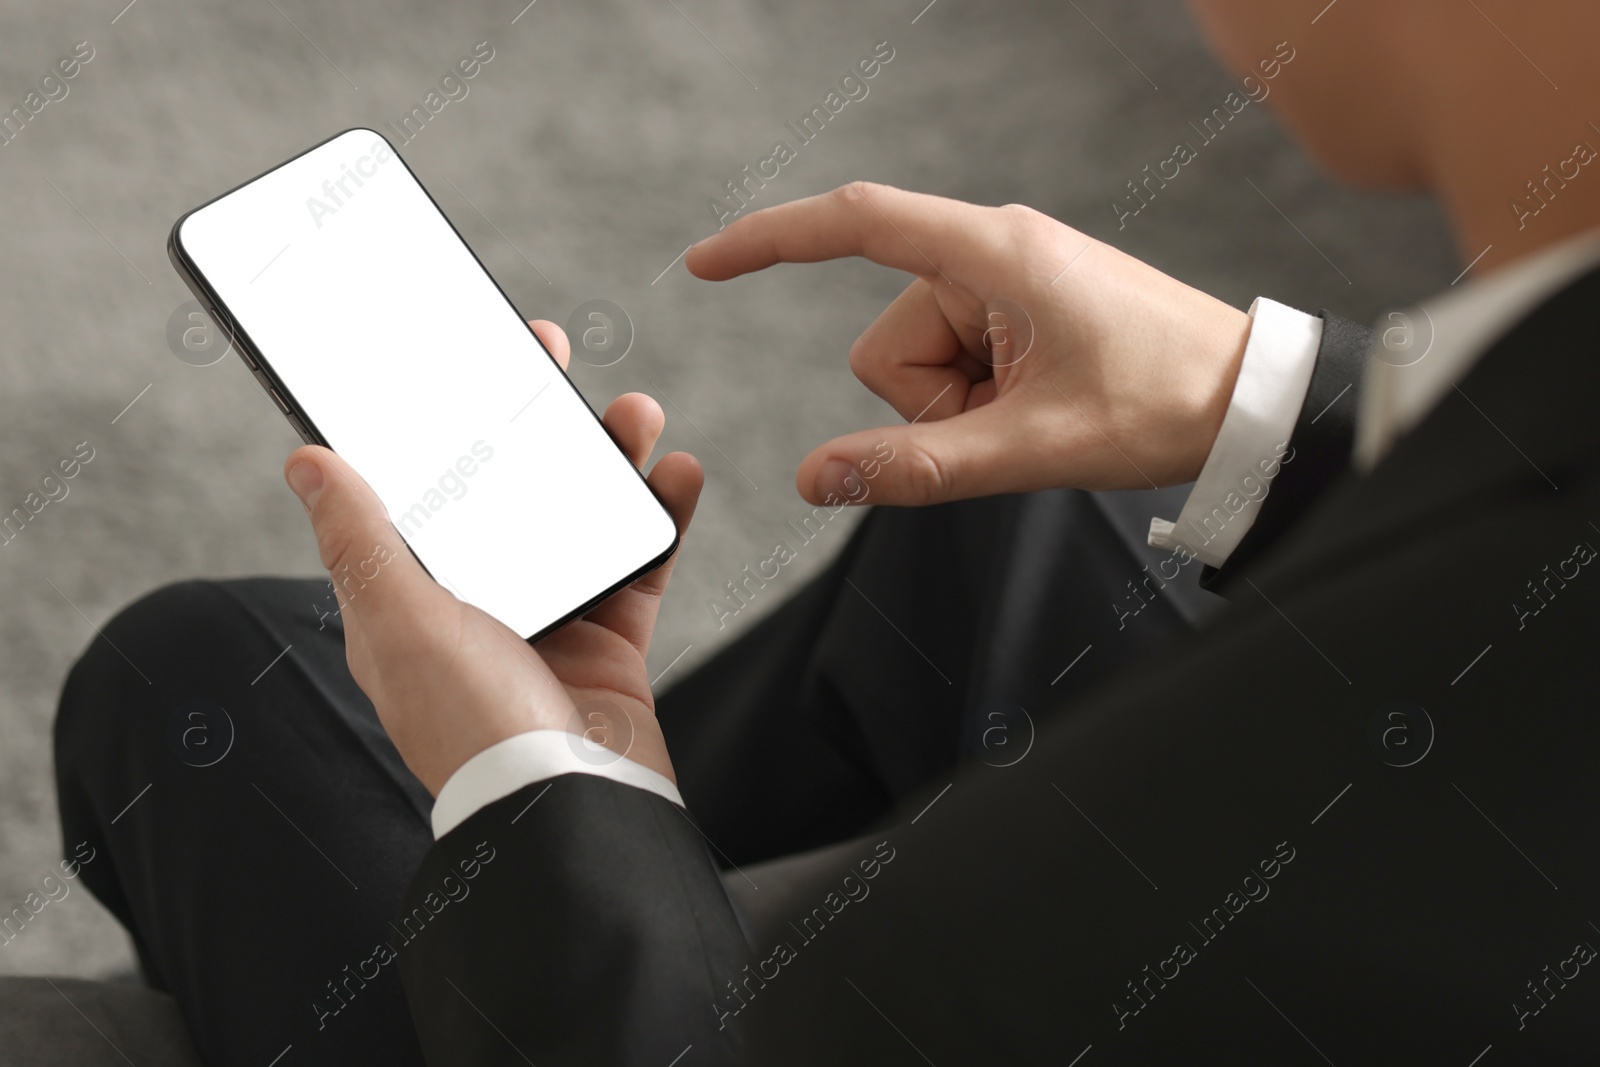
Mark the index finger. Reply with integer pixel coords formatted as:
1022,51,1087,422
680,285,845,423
685,181,1001,282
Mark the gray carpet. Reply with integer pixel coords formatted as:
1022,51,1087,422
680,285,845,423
0,0,1455,978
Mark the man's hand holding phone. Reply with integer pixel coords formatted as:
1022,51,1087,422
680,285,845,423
283,320,702,797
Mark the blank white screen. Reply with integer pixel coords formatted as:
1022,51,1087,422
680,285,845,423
179,128,677,639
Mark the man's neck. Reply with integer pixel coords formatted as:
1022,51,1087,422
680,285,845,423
1424,55,1600,280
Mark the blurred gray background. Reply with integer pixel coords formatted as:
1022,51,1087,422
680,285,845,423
0,0,1454,977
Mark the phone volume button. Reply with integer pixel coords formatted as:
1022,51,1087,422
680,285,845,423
267,387,292,416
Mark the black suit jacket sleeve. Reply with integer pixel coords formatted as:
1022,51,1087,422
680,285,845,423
396,775,749,1067
1201,310,1373,593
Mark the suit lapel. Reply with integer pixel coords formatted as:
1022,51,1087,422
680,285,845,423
1241,262,1600,594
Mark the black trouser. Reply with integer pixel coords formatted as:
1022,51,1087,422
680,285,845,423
54,486,1214,1066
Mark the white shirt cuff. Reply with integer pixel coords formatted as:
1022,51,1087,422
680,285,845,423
1147,298,1321,568
430,729,685,839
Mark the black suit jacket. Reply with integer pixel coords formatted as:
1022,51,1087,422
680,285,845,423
396,270,1600,1064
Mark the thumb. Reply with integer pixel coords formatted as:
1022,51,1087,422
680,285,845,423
796,406,1038,508
284,446,438,622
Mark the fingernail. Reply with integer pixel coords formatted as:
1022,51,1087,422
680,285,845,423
814,459,856,503
287,461,324,509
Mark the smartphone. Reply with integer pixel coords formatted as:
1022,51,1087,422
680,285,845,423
169,128,679,641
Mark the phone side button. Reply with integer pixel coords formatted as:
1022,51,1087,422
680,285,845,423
267,387,293,416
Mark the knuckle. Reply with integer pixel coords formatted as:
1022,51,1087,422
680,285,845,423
832,180,887,208
846,334,875,381
998,202,1049,242
901,446,954,504
832,181,870,208
313,515,360,575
